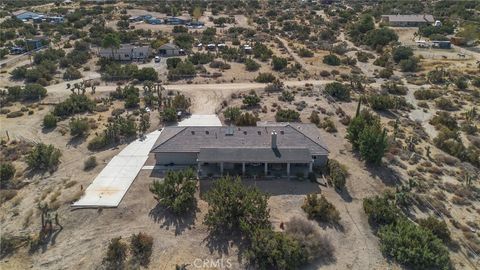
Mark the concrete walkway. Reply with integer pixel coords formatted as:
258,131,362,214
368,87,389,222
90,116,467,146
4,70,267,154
72,130,162,208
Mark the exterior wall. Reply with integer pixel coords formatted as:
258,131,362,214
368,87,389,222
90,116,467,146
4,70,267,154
159,48,180,57
99,46,151,61
155,152,198,165
312,155,328,167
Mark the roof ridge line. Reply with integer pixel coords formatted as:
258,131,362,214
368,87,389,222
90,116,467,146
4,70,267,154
287,124,330,153
150,127,186,152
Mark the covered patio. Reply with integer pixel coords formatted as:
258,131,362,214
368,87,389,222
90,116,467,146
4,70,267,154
197,147,313,179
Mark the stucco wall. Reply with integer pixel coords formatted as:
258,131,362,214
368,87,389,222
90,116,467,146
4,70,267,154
155,152,198,165
313,155,328,166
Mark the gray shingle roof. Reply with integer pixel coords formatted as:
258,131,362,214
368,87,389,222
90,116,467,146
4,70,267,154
198,147,312,163
151,123,329,156
383,14,434,23
159,43,180,50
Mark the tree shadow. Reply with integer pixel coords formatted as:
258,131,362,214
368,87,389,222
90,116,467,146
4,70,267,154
336,188,352,202
317,221,345,233
66,135,87,148
365,163,402,187
202,229,248,263
41,126,55,134
148,203,197,236
29,225,63,254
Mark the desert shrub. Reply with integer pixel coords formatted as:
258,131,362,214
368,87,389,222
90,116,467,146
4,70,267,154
418,216,450,243
302,194,340,224
271,56,288,71
322,54,341,66
374,53,390,67
327,159,348,189
242,93,261,107
204,177,270,237
223,107,241,122
368,94,395,111
103,237,128,269
356,51,374,62
209,60,231,69
285,216,334,263
161,107,178,123
135,67,158,82
235,112,259,126
149,169,197,214
26,143,61,172
247,228,305,270
187,52,214,65
382,82,408,95
0,190,17,205
346,108,379,148
6,111,23,118
166,58,182,69
254,73,276,83
309,111,320,126
378,219,451,270
278,91,294,102
252,43,273,60
63,67,82,80
363,194,400,227
454,76,468,90
130,232,153,266
363,27,398,49
43,113,57,128
298,48,314,57
245,58,260,71
379,67,393,79
435,97,458,111
320,117,337,133
427,69,446,84
69,117,90,137
53,94,95,117
414,88,441,100
167,61,196,81
399,57,419,72
275,109,300,122
430,111,458,130
392,46,413,63
83,156,97,171
0,163,15,188
323,82,350,101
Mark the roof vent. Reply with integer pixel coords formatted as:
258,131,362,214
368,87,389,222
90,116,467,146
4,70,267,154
225,126,234,136
206,130,209,135
191,131,195,135
258,131,261,135
280,130,284,135
244,131,247,135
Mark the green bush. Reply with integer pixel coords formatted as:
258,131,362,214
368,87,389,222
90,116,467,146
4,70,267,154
43,113,57,128
235,112,259,126
324,82,350,101
103,237,128,269
166,58,182,69
83,156,97,171
6,111,23,118
275,109,300,122
63,67,82,80
130,232,153,266
242,94,261,107
279,91,294,102
346,108,379,149
223,107,241,122
246,228,306,270
69,117,90,137
363,194,400,227
187,52,214,65
327,159,348,190
161,107,177,123
379,68,393,79
363,27,398,49
418,216,451,243
53,94,95,117
167,61,196,81
0,163,15,188
302,194,340,224
399,57,419,72
245,58,261,71
204,177,270,237
322,54,341,66
298,48,314,57
271,56,288,71
414,88,440,100
392,46,413,63
254,73,276,83
379,219,451,270
26,143,61,172
149,169,197,214
435,97,458,111
359,125,388,164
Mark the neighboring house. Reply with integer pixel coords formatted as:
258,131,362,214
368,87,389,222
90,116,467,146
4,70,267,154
381,14,435,27
158,43,181,57
25,38,45,50
99,44,151,61
147,18,163,25
150,122,329,178
164,17,186,25
13,10,42,21
432,40,451,49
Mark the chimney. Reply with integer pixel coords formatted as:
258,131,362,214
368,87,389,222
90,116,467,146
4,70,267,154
271,130,277,148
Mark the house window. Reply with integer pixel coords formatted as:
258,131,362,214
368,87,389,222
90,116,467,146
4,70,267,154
125,54,129,57
139,52,144,56
313,156,317,159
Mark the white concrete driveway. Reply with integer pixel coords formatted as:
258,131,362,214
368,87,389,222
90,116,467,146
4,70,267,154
72,130,162,208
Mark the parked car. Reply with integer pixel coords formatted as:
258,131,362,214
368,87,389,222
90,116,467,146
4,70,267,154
154,56,160,63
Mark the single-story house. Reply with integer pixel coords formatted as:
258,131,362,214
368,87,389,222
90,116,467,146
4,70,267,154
14,10,43,21
147,18,163,25
99,44,151,61
381,14,435,27
150,122,329,177
158,43,181,57
25,38,45,50
432,40,451,49
164,17,186,25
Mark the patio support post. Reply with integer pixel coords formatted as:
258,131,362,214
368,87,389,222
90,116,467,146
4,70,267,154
287,163,291,177
220,162,224,176
197,162,201,174
264,162,268,175
309,162,313,173
242,162,246,175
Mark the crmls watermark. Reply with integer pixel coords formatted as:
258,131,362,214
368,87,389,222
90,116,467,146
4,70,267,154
193,258,233,269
